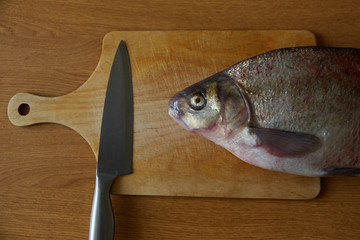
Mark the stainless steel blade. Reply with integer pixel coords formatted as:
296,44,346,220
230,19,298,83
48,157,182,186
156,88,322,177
97,40,133,176
89,40,133,240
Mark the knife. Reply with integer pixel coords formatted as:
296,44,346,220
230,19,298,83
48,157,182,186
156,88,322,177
89,41,133,240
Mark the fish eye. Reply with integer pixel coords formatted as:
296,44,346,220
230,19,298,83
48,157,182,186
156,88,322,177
189,92,206,110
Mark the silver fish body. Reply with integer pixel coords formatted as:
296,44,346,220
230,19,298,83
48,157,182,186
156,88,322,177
169,47,360,177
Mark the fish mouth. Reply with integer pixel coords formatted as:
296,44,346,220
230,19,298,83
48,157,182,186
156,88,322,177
168,97,181,120
168,106,181,120
168,96,193,132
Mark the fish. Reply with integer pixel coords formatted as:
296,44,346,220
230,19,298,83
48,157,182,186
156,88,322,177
168,47,360,177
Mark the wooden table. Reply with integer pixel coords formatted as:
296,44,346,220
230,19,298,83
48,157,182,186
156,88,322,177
1,1,359,239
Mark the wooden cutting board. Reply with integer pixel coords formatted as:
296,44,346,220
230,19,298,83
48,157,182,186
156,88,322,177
8,30,320,199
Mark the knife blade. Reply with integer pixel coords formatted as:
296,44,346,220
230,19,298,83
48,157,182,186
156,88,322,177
89,41,133,240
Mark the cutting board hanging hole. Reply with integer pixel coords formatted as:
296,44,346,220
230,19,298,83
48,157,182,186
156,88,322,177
18,103,30,116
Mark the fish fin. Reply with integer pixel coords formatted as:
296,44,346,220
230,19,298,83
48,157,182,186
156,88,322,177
249,127,322,157
323,168,360,176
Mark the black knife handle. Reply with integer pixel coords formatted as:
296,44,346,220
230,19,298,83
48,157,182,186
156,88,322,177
89,171,117,240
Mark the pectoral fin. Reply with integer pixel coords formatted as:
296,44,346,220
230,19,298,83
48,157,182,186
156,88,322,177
250,128,322,157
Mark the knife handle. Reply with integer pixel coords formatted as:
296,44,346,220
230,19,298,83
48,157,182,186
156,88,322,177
89,172,117,240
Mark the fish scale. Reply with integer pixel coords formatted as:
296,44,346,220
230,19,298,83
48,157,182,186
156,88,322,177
226,47,359,131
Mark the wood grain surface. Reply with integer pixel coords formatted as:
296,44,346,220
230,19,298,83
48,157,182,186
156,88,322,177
1,0,360,239
8,30,320,199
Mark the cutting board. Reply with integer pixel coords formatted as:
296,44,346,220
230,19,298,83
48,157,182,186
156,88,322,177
8,30,320,199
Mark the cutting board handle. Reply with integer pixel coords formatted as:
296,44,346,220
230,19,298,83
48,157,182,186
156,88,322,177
8,92,66,127
8,91,103,156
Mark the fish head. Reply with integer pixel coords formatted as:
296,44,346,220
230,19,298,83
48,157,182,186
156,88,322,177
168,73,250,140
